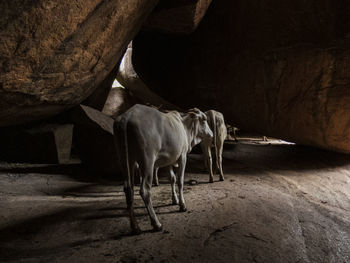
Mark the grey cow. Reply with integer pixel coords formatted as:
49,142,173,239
113,104,213,234
201,110,227,183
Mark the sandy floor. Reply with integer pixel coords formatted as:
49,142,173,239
1,139,350,263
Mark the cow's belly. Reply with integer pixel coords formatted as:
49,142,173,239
154,149,182,168
154,123,187,168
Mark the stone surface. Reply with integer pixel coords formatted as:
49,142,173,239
133,0,350,153
71,105,120,177
102,88,137,118
0,124,73,164
116,43,181,111
1,139,350,262
143,0,212,34
83,59,123,112
0,0,158,126
71,105,114,135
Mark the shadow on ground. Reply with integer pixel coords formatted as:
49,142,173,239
1,140,350,262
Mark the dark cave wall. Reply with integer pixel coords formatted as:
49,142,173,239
133,0,350,153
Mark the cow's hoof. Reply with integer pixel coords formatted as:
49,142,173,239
172,199,179,205
219,177,224,182
179,205,187,212
131,227,142,235
209,179,214,183
153,224,163,232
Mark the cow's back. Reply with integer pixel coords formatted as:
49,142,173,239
205,110,227,142
115,104,163,154
115,104,187,167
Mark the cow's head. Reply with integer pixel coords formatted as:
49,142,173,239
187,108,213,147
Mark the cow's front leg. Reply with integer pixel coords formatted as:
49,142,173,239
169,166,179,205
140,164,162,231
177,155,187,212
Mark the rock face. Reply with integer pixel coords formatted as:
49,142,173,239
102,88,137,118
116,43,180,111
142,0,212,34
133,0,350,153
0,0,158,126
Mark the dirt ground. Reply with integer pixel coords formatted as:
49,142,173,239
1,138,350,263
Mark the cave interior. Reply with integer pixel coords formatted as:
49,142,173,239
1,1,350,262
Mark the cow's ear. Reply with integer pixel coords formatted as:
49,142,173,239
189,108,200,114
189,112,198,119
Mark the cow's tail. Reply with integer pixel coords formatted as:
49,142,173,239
114,117,132,187
213,114,220,170
115,117,141,232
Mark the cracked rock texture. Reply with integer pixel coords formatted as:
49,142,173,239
1,139,350,262
0,0,158,126
133,0,350,153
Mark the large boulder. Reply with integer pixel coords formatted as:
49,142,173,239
0,0,158,126
102,87,138,118
116,43,181,110
133,0,350,153
142,0,212,34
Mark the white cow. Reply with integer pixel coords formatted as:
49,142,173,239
201,110,227,183
113,104,213,234
153,110,227,185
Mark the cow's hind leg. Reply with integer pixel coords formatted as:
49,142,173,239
177,155,187,212
169,166,179,205
123,180,140,234
153,167,160,186
140,164,162,231
217,141,225,181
